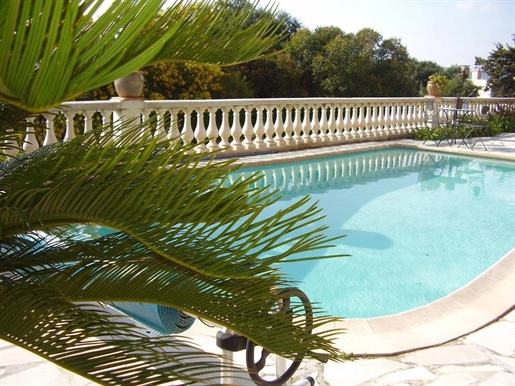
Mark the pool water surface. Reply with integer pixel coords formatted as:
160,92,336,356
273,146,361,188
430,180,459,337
230,148,515,318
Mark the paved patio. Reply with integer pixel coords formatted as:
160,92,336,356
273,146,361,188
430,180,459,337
1,134,514,385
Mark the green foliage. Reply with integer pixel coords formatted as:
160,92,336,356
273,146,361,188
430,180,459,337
442,76,480,97
141,62,224,100
488,105,515,133
428,74,450,89
213,69,255,98
288,27,346,96
476,37,515,97
410,61,443,96
0,0,287,112
415,105,515,142
289,27,415,97
0,123,345,383
0,0,346,384
236,52,307,98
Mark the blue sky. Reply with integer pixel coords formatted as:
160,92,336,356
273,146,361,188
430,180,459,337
273,0,514,67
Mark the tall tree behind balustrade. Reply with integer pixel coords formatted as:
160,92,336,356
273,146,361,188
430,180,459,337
219,1,305,98
287,27,346,97
289,27,416,97
476,37,515,97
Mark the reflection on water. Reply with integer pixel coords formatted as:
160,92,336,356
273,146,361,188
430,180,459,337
228,148,515,318
229,149,486,201
417,154,485,199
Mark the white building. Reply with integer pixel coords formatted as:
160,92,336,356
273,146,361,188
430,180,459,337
468,66,493,98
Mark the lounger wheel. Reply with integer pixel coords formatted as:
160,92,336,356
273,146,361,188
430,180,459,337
246,287,313,386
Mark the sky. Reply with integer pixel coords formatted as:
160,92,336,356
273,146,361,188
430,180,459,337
271,0,515,67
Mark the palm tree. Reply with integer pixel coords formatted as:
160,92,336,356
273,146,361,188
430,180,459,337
0,1,345,384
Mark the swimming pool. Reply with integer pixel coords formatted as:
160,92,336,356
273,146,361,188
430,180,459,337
229,148,515,318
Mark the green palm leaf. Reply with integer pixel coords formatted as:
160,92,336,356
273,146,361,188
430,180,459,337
0,1,347,383
1,122,346,383
0,0,286,112
1,284,242,385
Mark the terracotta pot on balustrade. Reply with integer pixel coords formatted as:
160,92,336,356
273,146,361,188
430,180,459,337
114,71,144,98
426,81,441,97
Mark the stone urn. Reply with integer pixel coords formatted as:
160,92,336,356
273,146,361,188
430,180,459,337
114,71,144,98
426,81,441,97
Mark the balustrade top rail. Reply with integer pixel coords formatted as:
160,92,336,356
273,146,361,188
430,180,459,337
8,96,515,157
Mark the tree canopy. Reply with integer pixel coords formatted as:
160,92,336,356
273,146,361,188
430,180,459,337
476,37,515,97
288,27,416,97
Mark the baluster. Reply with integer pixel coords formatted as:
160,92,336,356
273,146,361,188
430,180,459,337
168,110,181,143
335,105,344,141
282,106,293,145
384,105,393,137
301,107,311,142
193,109,207,153
318,106,328,142
242,108,255,149
371,104,379,138
364,104,373,138
400,104,408,135
263,107,276,148
393,105,402,136
416,103,425,130
23,124,39,153
98,109,112,144
181,110,195,149
219,107,231,149
311,106,320,142
205,108,219,151
356,104,365,139
43,113,58,146
141,109,155,140
342,106,351,141
230,108,243,151
292,106,303,143
83,110,94,134
63,112,75,141
151,110,165,141
274,107,286,147
401,105,409,133
376,104,385,138
253,108,265,149
392,104,401,136
349,104,358,139
407,104,415,133
326,105,335,141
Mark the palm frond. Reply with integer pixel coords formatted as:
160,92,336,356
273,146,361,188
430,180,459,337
0,284,245,385
0,0,286,112
1,121,345,381
0,121,345,278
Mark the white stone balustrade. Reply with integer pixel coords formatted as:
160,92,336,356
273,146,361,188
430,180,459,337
9,97,515,157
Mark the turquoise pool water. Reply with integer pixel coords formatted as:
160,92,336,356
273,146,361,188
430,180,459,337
230,148,515,318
